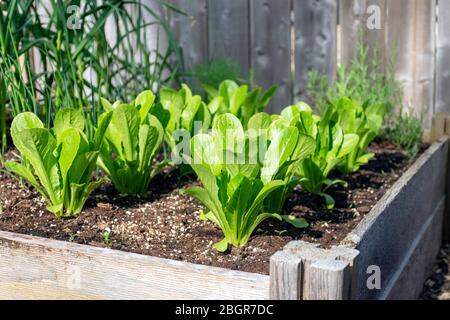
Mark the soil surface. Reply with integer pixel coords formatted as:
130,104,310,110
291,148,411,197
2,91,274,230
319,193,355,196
0,140,420,275
420,243,450,300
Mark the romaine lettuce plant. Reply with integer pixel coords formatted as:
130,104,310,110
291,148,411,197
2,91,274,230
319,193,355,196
247,112,316,214
159,84,211,151
183,113,310,252
204,80,277,128
4,109,111,217
280,103,360,208
327,98,385,173
98,91,165,195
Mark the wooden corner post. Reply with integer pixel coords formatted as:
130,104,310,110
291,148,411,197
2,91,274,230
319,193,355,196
270,241,359,300
269,251,302,300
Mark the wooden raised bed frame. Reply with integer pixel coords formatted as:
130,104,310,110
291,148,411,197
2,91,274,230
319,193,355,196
0,139,448,300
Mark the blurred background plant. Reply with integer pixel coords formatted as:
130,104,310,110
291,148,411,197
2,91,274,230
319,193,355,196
307,37,423,158
383,109,424,157
0,0,183,154
191,57,243,89
179,57,251,100
307,41,402,115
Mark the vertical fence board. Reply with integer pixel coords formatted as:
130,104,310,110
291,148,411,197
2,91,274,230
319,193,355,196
413,0,436,129
207,0,250,72
294,0,338,100
366,0,387,70
435,0,450,113
339,0,387,68
250,0,291,113
364,1,388,42
339,0,367,66
386,0,436,129
386,0,415,113
169,0,208,72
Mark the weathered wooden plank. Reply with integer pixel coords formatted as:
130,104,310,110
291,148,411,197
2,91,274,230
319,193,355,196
343,139,449,299
411,0,436,130
339,0,367,66
250,0,291,113
365,0,387,68
435,0,450,114
306,259,351,300
269,250,302,300
383,197,445,299
0,231,269,300
444,114,450,243
207,0,250,72
445,132,450,243
339,0,387,67
169,0,208,72
385,0,416,117
431,113,447,143
294,0,338,100
331,246,360,299
445,116,450,136
386,0,436,129
284,241,330,299
283,241,359,300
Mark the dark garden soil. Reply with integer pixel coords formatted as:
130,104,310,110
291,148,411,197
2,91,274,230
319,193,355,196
420,243,450,300
0,139,423,275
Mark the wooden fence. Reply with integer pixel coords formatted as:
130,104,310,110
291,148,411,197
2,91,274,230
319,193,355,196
167,0,450,130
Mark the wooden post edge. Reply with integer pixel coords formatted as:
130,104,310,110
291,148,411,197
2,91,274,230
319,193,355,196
430,112,450,143
269,251,302,300
307,259,350,300
444,137,450,243
269,241,359,300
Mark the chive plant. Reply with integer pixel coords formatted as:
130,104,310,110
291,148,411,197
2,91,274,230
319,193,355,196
0,0,183,153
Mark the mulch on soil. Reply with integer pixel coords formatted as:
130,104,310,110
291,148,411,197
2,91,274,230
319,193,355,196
0,140,418,275
420,243,450,300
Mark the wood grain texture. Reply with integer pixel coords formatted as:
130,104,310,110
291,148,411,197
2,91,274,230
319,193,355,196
445,134,450,243
269,250,302,300
344,139,449,246
343,139,448,299
365,0,387,69
208,0,250,72
339,0,387,67
283,241,359,300
445,116,450,136
386,0,436,128
306,259,350,300
169,0,208,71
431,113,447,143
339,0,368,66
0,231,269,300
250,0,291,113
331,246,360,300
385,0,415,111
383,196,445,299
294,0,338,100
435,0,450,113
411,0,436,129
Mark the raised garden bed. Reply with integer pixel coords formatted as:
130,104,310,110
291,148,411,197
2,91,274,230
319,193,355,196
0,139,448,299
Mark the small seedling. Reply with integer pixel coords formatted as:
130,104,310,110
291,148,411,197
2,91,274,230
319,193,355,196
102,228,113,248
